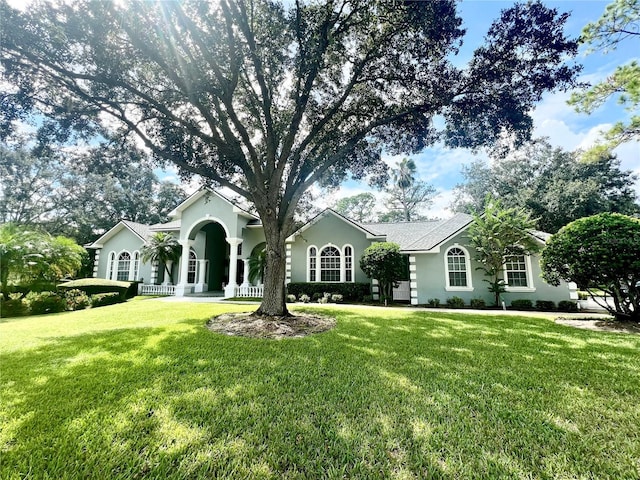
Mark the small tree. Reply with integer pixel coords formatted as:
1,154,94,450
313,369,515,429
140,232,182,284
333,193,378,223
360,242,404,306
541,213,640,322
467,196,541,306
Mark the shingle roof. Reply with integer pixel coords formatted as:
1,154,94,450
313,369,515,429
121,220,153,241
149,220,182,231
359,213,474,251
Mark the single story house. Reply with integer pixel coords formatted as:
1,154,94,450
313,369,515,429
88,188,576,305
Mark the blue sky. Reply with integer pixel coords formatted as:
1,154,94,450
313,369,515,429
329,0,640,217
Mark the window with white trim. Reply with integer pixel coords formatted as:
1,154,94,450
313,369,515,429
505,255,528,287
320,246,341,282
445,246,472,290
107,252,116,280
187,250,197,283
344,245,353,282
117,252,131,281
308,247,317,282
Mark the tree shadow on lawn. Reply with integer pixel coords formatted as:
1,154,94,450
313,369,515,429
1,310,639,479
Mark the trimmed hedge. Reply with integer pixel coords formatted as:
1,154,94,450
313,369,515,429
470,298,486,309
58,278,135,298
535,300,556,311
558,300,579,313
511,299,533,310
446,296,465,308
287,282,370,302
90,292,125,308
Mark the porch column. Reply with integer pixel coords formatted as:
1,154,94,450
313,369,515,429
242,259,250,286
175,240,193,297
194,260,208,293
224,238,242,298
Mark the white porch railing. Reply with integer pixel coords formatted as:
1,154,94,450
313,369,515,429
234,284,264,298
139,284,176,296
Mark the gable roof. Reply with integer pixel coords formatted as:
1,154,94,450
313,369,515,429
287,208,385,242
168,188,258,220
88,220,151,249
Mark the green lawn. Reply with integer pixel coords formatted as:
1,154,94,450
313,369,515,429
1,300,639,479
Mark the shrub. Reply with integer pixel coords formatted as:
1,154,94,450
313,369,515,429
312,292,323,302
0,295,29,318
535,300,555,311
331,294,343,303
318,293,330,304
287,282,370,302
511,299,533,310
25,291,67,315
446,296,465,308
299,294,310,303
427,298,441,308
58,278,130,298
558,300,578,313
65,289,91,311
470,298,486,309
286,294,297,303
90,292,124,308
362,295,374,303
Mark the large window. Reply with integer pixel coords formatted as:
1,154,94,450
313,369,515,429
445,246,472,290
505,255,528,287
117,252,131,281
320,246,341,282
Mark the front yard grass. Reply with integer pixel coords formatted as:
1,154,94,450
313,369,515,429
1,301,639,479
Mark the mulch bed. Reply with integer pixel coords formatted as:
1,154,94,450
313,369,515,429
207,312,336,339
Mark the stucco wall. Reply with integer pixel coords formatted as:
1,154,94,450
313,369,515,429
412,231,572,306
95,227,151,282
288,213,374,283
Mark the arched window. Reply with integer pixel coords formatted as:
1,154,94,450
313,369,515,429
320,246,341,282
343,245,353,282
308,246,317,282
187,249,197,284
132,251,140,281
107,251,116,280
445,246,472,290
117,252,131,281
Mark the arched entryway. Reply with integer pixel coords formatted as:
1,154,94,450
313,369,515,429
175,218,232,296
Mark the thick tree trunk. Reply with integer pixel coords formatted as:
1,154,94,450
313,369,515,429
255,221,289,317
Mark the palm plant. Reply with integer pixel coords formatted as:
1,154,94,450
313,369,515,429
248,244,266,285
140,232,181,284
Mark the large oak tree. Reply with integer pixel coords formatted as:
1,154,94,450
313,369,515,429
0,0,580,316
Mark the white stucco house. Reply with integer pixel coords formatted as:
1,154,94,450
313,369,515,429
88,188,576,305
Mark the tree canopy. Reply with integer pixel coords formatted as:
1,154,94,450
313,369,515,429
452,138,639,233
333,193,378,223
0,145,185,244
380,158,435,222
541,213,640,322
0,0,581,316
568,0,640,159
